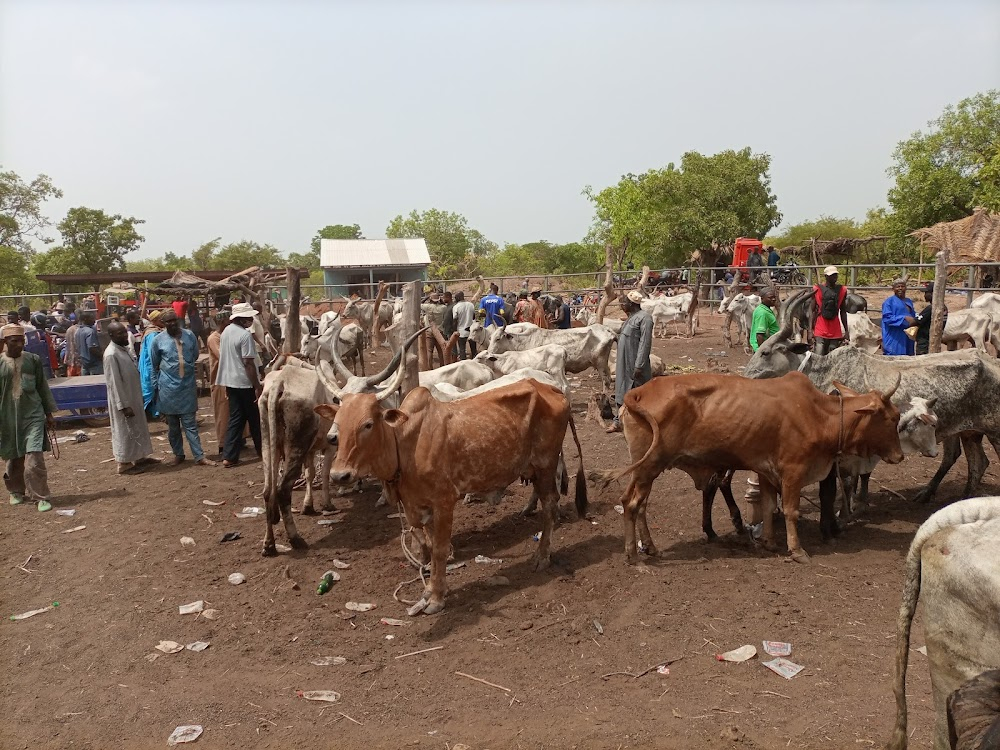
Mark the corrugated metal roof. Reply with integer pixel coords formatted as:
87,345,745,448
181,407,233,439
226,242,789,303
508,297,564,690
320,238,431,268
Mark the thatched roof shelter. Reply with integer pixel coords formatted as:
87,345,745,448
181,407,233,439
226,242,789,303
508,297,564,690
149,267,306,298
910,208,1000,263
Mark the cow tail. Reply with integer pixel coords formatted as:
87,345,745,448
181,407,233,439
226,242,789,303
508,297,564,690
606,393,661,484
567,413,588,518
265,381,282,526
887,498,1000,750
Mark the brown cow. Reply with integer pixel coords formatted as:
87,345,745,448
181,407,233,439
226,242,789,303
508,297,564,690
315,375,587,616
604,370,904,563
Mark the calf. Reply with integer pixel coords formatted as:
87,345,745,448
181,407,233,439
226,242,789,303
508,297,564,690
886,496,1000,750
601,371,903,563
487,322,615,391
575,307,624,333
641,293,693,338
942,308,1000,355
316,375,587,615
846,311,882,353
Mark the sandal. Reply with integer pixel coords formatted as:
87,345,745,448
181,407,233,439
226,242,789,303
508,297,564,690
222,460,240,468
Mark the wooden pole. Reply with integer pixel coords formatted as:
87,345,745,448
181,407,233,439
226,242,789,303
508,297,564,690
400,281,420,396
284,267,301,354
596,244,616,325
371,280,388,350
928,251,948,354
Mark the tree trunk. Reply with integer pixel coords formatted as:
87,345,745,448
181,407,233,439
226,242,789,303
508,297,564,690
283,267,301,354
929,251,948,354
687,269,702,338
401,281,420,396
596,244,616,325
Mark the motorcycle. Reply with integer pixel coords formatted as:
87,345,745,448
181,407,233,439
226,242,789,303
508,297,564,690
771,262,807,286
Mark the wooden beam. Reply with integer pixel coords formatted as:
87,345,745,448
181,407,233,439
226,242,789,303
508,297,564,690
596,244,616,325
400,281,420,396
283,266,302,354
928,251,948,354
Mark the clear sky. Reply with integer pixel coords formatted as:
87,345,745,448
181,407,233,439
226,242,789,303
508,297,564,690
2,0,998,260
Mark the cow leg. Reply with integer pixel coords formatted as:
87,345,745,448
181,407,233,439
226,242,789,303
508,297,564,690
961,433,989,498
278,455,308,549
914,436,962,503
260,395,278,557
598,358,612,394
718,469,743,534
819,466,840,542
856,473,870,511
421,502,456,615
319,450,332,512
621,476,655,563
701,473,721,540
302,450,317,514
358,348,365,377
837,465,853,520
531,476,560,571
781,479,809,563
758,478,780,553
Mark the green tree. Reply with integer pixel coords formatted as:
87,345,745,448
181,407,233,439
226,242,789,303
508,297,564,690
0,246,36,294
480,240,603,277
887,90,1000,231
288,224,364,272
56,207,145,273
766,215,864,249
31,245,91,276
386,209,495,278
128,252,193,273
211,240,283,270
191,237,221,271
0,169,63,256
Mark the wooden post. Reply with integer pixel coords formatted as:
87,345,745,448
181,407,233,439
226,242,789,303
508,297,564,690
400,281,420,396
686,268,702,338
283,267,301,354
371,280,388,350
928,251,948,354
596,244,616,325
966,265,975,306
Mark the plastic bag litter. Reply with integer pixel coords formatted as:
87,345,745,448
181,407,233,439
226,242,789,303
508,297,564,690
55,509,76,516
228,573,246,585
614,504,625,515
201,609,219,620
763,641,792,657
762,657,804,679
241,506,264,515
185,641,210,652
178,601,204,615
202,500,225,506
62,525,86,534
156,640,183,654
310,656,347,666
474,555,502,564
657,665,670,675
166,724,203,745
345,602,375,612
297,690,340,703
10,604,56,621
180,537,195,547
71,430,90,444
380,617,409,627
275,543,291,553
330,560,350,569
317,518,342,526
716,645,757,663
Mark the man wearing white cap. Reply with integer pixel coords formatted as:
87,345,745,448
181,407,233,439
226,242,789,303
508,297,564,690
811,266,850,354
607,290,653,433
0,324,57,511
217,302,263,467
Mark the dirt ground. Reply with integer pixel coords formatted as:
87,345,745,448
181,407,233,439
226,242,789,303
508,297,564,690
3,307,998,750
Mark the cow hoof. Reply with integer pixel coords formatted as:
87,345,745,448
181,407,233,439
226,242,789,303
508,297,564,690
262,544,277,557
290,536,309,550
406,598,429,616
704,531,719,542
518,505,538,517
422,599,445,615
790,549,811,564
640,543,659,557
912,488,933,504
301,506,317,516
531,554,551,572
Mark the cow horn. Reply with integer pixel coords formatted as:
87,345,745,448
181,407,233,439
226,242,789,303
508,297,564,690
375,326,427,402
365,325,426,388
323,319,355,384
316,360,345,400
779,288,812,335
882,373,901,402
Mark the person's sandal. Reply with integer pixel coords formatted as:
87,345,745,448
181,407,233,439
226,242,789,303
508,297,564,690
164,455,185,466
196,458,218,467
605,423,623,433
222,459,239,468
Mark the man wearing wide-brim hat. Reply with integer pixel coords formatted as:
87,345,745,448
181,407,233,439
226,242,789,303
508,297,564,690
0,324,57,511
216,302,263,467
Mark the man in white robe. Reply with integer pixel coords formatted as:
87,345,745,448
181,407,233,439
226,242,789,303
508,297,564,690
103,321,158,474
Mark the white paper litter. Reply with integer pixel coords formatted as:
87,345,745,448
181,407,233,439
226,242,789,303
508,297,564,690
317,518,342,526
345,602,375,612
201,609,219,620
228,573,246,585
202,500,225,506
180,537,195,547
55,509,77,516
330,559,350,569
275,543,291,553
299,690,341,703
178,600,204,615
62,525,86,534
241,506,264,515
380,617,409,627
166,724,203,745
156,640,183,654
10,605,54,621
717,645,757,663
310,656,347,666
185,641,210,652
614,504,624,515
762,657,804,679
474,555,502,564
916,645,928,656
762,641,792,657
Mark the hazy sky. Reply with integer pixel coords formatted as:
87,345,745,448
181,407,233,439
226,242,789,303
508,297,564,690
2,0,999,261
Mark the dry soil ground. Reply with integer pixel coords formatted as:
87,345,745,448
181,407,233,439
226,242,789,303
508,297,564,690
3,306,997,750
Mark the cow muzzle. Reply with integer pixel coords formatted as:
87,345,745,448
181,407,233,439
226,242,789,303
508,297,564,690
331,470,355,485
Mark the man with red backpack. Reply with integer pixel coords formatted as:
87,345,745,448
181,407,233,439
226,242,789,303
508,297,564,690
812,265,850,354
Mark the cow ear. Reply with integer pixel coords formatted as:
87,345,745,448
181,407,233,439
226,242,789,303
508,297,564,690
382,409,408,427
789,343,810,354
918,413,937,426
831,380,859,397
852,404,878,415
314,403,339,419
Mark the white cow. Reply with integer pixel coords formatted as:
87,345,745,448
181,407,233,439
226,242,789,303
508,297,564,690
474,344,568,380
609,351,667,378
837,396,938,519
341,296,395,345
846,311,882,353
575,307,624,333
416,360,493,391
301,321,366,375
429,368,565,401
720,293,760,347
641,293,694,338
942,308,1000,354
486,323,616,391
970,292,1000,315
886,496,1000,750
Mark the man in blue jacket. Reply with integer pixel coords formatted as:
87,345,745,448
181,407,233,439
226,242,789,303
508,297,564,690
881,278,917,356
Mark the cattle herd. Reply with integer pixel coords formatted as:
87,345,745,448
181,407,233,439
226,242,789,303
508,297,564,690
255,286,999,749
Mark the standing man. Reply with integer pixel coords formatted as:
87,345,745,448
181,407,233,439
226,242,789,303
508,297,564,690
479,284,506,329
439,291,457,359
452,291,477,360
0,324,57,512
528,288,550,329
103,321,158,475
149,310,216,467
125,310,144,357
75,312,104,375
750,288,780,351
913,282,948,355
171,297,189,327
767,246,780,268
64,314,81,376
513,291,530,323
206,310,238,453
881,278,917,356
217,302,263,468
812,266,850,354
607,290,653,434
553,295,571,329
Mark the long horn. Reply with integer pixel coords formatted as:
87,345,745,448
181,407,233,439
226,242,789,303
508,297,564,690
324,319,354,384
375,326,428,402
882,372,901,402
364,325,425,388
779,288,812,334
316,360,345,400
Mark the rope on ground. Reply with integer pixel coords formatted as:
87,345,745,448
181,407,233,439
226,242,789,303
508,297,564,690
393,502,428,606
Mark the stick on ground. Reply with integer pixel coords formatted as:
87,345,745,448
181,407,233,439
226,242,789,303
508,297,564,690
455,671,511,692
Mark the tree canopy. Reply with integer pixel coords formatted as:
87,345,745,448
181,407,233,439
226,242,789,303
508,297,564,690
0,169,63,257
386,209,496,278
56,207,145,273
766,216,865,249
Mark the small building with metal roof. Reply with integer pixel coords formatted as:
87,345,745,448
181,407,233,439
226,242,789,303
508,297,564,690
321,238,430,298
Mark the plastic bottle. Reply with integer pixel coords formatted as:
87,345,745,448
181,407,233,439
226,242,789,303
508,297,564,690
316,572,335,595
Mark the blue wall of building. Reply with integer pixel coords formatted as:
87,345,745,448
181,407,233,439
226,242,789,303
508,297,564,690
321,267,428,298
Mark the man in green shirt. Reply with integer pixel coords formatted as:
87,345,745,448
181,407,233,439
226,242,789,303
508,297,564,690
750,288,779,352
0,324,57,511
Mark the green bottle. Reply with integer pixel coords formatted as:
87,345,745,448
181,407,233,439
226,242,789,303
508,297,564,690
316,572,335,595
